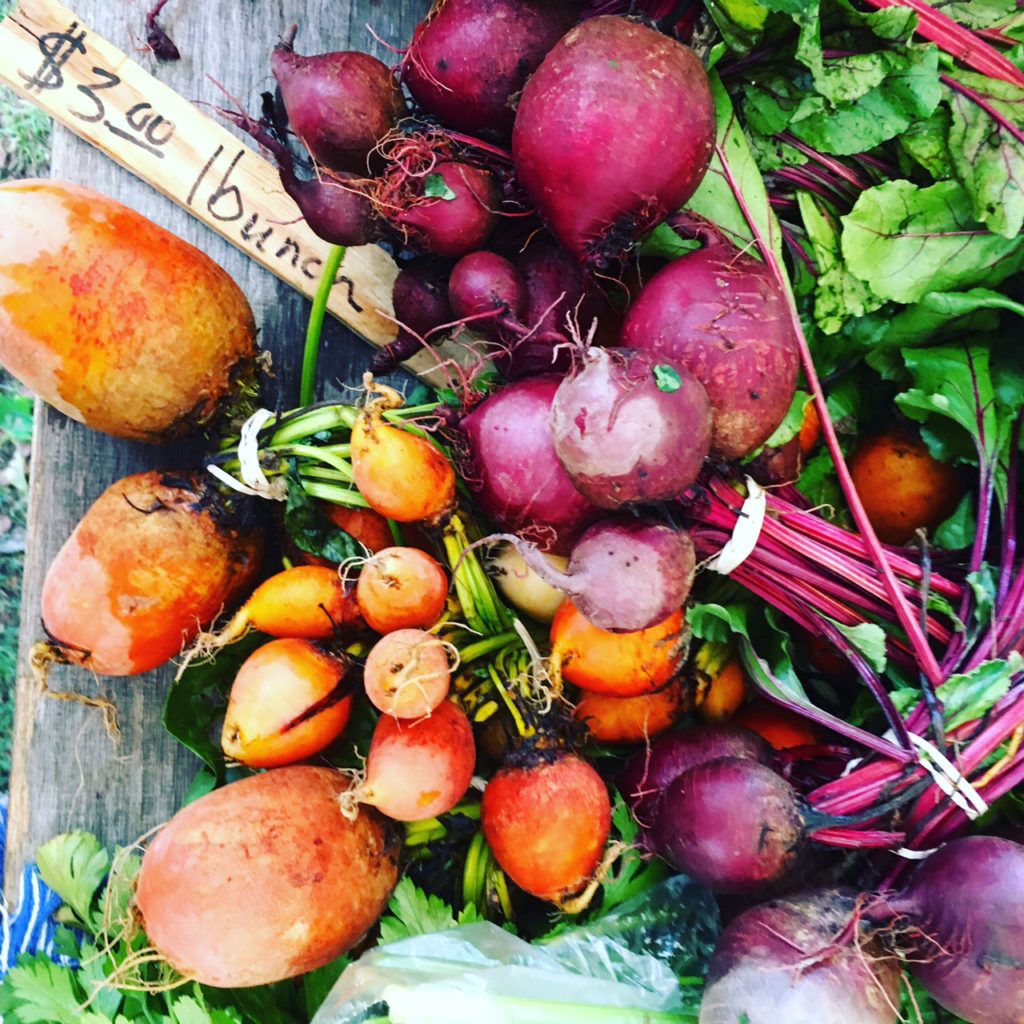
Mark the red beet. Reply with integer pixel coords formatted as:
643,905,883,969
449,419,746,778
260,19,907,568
272,32,405,174
621,239,802,460
652,756,805,893
617,724,771,829
549,348,712,509
700,890,902,1024
512,17,715,268
448,251,527,327
390,161,499,258
460,375,601,554
403,0,577,139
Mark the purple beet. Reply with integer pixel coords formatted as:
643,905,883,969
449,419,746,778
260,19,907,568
370,259,454,375
272,30,405,173
884,836,1024,1024
617,724,770,829
700,889,902,1024
460,374,601,554
448,251,527,330
652,756,805,893
219,109,379,247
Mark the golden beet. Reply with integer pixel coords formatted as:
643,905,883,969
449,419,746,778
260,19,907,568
0,180,256,442
40,471,262,676
136,766,399,987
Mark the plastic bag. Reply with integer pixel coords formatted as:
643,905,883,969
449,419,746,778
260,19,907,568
312,876,718,1024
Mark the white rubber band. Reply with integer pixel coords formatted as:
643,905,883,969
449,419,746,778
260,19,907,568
237,408,278,495
205,462,264,497
909,733,989,820
707,477,768,575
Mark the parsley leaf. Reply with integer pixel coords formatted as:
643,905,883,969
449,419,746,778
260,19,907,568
378,877,460,943
34,832,110,931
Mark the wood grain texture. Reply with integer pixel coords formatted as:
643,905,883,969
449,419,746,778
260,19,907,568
5,0,430,899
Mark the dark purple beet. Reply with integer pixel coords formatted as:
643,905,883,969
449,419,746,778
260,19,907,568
460,375,601,554
218,110,379,247
489,516,696,632
617,724,770,829
652,756,805,893
370,259,454,376
448,251,527,328
272,33,405,173
621,239,801,460
887,836,1024,1024
700,889,902,1024
498,237,617,379
390,161,500,258
402,0,577,139
550,347,712,509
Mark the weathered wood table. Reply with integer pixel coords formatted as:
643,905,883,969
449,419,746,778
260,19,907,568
5,0,430,897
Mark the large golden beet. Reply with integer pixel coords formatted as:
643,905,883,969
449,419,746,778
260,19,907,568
136,766,399,987
41,470,262,676
0,180,256,442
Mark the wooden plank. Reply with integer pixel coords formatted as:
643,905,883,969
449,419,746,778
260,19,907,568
4,0,430,899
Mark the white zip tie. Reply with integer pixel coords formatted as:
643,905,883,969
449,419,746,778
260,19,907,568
707,476,768,575
909,733,989,820
894,845,943,860
238,408,278,495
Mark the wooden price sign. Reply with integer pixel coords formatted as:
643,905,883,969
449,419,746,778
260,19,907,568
0,0,461,386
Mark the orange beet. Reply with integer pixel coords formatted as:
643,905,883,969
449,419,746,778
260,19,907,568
40,471,262,676
733,701,821,750
0,181,256,442
222,639,353,767
697,657,748,722
320,503,393,553
356,546,449,633
482,753,611,901
574,680,686,743
351,393,455,525
550,600,686,697
799,400,821,455
136,766,398,987
849,429,965,545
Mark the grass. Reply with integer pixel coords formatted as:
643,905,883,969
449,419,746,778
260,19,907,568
0,81,50,789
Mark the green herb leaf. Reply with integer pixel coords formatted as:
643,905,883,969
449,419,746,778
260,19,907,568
34,831,110,931
0,957,87,1024
595,797,669,915
424,173,456,201
283,466,363,564
841,180,1024,303
302,957,349,1020
378,877,460,944
653,364,683,392
797,192,883,334
943,655,1021,730
945,71,1024,238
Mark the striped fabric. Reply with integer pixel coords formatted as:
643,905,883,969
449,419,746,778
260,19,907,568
0,796,73,975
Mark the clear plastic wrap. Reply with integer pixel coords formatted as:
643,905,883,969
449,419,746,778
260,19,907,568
312,876,718,1024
